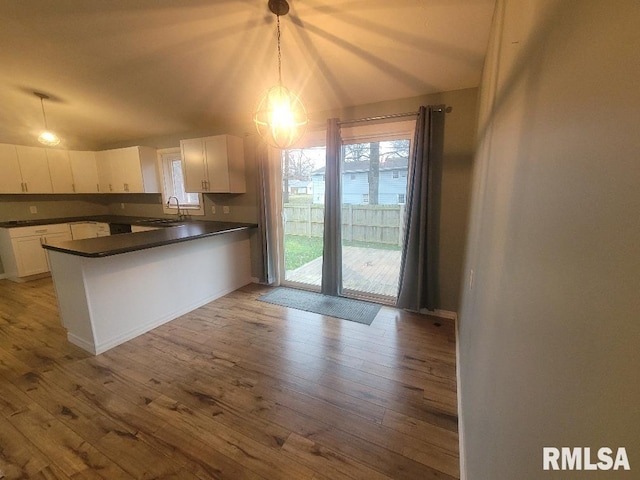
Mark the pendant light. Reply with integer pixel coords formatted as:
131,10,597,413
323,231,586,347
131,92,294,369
35,92,61,146
253,0,308,149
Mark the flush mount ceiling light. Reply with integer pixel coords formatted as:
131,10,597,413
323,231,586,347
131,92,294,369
253,0,308,149
35,92,60,146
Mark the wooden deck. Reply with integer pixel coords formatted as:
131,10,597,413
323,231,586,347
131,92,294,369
286,246,401,298
0,277,458,479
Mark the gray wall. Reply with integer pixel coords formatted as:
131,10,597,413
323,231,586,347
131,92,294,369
459,1,640,479
0,194,108,223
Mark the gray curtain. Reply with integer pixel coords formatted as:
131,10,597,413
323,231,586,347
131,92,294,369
321,118,343,296
396,105,445,311
256,139,276,284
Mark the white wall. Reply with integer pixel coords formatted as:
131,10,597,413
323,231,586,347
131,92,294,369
458,1,640,479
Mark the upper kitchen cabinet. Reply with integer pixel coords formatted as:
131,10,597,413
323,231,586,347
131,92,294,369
96,146,159,193
68,150,100,193
0,144,23,193
15,145,53,193
181,135,245,193
46,149,75,193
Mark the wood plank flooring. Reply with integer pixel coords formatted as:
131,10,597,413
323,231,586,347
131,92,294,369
0,277,459,479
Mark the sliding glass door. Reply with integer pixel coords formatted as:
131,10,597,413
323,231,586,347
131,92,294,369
277,120,415,302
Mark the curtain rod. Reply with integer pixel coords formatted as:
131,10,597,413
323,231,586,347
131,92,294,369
337,106,451,126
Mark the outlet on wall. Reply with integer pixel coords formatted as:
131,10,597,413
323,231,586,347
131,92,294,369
211,205,216,214
29,205,38,214
120,203,125,209
223,206,230,214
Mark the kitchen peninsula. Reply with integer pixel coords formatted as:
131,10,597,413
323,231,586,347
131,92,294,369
42,221,256,355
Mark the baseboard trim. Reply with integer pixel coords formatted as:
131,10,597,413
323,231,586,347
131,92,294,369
455,315,467,480
419,308,458,321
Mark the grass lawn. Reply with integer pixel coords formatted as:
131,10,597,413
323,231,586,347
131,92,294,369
284,235,324,270
284,235,401,271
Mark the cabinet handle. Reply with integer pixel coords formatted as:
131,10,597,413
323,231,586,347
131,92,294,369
124,183,129,192
20,182,25,192
109,183,113,192
24,183,28,192
72,183,76,192
97,184,100,192
35,229,47,234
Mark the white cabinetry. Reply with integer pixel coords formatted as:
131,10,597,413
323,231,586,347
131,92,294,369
46,149,75,193
0,142,157,195
0,223,72,281
130,225,161,233
95,222,110,236
96,146,159,193
15,145,53,193
0,144,23,193
181,135,245,193
70,222,111,239
0,144,55,193
69,151,100,193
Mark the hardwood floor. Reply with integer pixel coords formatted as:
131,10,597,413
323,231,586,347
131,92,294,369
0,277,459,479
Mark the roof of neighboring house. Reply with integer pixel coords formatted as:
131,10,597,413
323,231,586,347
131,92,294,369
287,180,312,187
312,157,408,175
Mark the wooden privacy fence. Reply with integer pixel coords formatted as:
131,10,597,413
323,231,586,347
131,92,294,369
283,204,406,246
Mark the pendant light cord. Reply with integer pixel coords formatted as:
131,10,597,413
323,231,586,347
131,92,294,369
40,96,49,130
277,14,283,87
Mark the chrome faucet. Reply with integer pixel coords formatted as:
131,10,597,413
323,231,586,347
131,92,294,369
166,195,183,219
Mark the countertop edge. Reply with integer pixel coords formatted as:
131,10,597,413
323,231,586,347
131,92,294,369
42,223,256,258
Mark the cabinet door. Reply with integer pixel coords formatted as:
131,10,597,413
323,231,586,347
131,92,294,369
47,149,75,193
95,223,110,237
131,225,161,233
203,136,231,192
12,236,49,276
43,230,73,270
112,147,144,193
70,223,98,240
226,135,246,193
69,151,100,193
202,135,245,193
181,138,206,192
15,146,53,193
96,150,113,193
104,149,126,192
0,143,23,193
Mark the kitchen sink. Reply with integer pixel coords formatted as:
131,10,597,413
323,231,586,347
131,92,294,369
137,218,187,226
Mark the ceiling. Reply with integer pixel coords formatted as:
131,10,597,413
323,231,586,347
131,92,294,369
0,0,495,150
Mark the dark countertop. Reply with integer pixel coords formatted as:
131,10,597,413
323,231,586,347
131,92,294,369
0,215,175,229
41,221,257,258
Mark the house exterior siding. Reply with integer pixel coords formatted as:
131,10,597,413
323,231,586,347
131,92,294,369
311,166,407,205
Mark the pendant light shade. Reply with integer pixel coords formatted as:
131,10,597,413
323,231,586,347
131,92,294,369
253,0,308,149
35,92,60,146
254,84,307,149
38,130,60,146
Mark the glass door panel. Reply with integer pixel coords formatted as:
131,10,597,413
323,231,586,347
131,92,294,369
340,139,411,300
281,146,326,289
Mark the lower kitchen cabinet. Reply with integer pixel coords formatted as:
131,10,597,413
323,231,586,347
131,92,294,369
0,223,72,280
130,225,161,233
70,222,111,239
